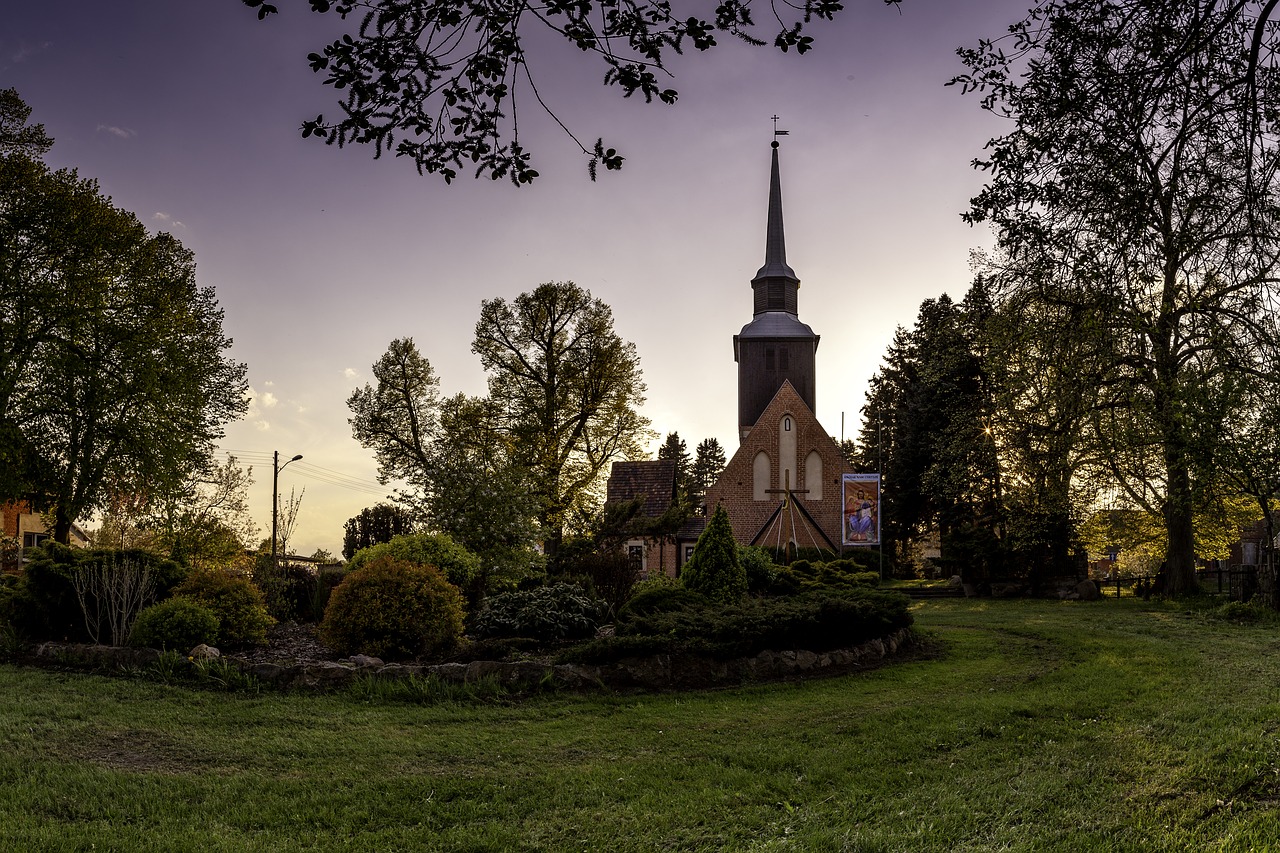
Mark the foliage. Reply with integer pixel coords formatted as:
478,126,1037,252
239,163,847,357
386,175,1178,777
8,544,185,642
345,532,480,594
471,583,601,642
657,432,693,504
738,545,778,595
680,505,745,603
0,131,248,541
473,282,651,553
566,587,912,663
244,0,899,184
320,555,466,660
69,552,158,647
129,598,220,652
563,549,639,618
690,438,727,513
172,571,274,649
342,503,415,561
856,286,1002,579
347,342,539,574
616,584,709,621
955,0,1280,595
0,88,52,158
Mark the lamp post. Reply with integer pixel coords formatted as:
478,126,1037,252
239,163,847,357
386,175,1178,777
272,451,303,570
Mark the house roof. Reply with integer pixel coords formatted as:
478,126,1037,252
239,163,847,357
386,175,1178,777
606,460,677,518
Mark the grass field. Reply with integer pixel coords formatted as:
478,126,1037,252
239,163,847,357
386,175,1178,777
2,597,1279,851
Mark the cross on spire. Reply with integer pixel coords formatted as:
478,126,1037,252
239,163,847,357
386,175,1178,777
771,115,789,141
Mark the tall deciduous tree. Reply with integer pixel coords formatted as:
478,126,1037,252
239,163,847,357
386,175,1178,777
346,336,439,499
473,281,651,554
956,0,1280,595
244,0,902,183
1,134,247,541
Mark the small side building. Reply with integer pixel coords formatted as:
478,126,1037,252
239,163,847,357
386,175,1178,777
604,460,705,578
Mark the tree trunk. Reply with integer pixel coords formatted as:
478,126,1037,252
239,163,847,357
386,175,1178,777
54,506,74,545
1160,456,1199,596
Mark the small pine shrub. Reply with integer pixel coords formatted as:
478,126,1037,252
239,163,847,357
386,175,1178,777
130,598,220,651
320,555,465,661
618,585,710,621
472,583,601,642
570,587,914,664
173,570,275,648
681,505,746,603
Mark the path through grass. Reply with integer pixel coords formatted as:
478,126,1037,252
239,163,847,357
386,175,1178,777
3,598,1278,851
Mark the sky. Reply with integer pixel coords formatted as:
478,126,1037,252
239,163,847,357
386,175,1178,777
5,0,1030,557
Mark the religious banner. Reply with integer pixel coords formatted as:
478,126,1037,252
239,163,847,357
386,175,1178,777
842,473,880,546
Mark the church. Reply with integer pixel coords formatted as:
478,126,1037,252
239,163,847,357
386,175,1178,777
606,138,861,570
703,138,856,555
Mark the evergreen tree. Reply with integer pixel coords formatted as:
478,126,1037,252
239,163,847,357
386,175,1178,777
681,505,745,603
657,432,692,501
690,438,727,513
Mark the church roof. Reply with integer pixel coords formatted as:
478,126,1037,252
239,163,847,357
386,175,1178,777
736,311,818,340
752,141,800,287
606,460,677,518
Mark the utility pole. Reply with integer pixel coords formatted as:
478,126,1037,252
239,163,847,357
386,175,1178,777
272,450,303,570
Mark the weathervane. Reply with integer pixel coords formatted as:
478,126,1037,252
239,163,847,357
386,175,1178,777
771,115,789,147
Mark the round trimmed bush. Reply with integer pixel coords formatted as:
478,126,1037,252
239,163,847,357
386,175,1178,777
319,555,465,660
130,598,220,651
173,570,274,648
345,533,480,592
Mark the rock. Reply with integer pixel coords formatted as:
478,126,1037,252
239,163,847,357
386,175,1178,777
347,654,384,668
189,644,221,660
1075,579,1100,601
795,650,819,671
946,575,963,588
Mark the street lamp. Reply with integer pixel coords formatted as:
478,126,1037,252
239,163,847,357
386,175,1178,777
272,451,303,570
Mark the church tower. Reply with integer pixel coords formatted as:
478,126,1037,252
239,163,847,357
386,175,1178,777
733,140,820,439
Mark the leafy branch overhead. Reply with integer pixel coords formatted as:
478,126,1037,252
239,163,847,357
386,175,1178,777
243,0,902,184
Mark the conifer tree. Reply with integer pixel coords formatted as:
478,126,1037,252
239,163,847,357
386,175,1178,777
681,505,745,603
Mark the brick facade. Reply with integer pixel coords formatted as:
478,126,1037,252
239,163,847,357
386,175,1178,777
705,381,854,553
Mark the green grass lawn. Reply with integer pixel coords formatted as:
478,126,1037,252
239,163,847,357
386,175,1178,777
3,598,1279,851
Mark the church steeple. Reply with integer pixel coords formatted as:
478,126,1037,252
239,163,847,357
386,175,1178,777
751,140,800,314
733,136,820,439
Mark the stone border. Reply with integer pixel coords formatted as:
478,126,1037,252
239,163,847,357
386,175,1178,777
23,627,915,693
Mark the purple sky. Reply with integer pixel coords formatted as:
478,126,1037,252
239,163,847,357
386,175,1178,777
6,0,1029,556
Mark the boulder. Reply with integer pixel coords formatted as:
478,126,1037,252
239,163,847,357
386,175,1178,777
189,644,221,660
1075,579,1100,601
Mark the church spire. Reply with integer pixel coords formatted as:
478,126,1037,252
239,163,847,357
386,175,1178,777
751,139,800,315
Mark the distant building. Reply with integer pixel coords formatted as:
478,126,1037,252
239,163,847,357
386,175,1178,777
1,500,89,571
604,459,704,578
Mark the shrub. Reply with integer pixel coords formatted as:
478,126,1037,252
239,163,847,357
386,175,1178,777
618,585,710,621
320,556,465,660
563,587,913,664
10,544,185,642
681,505,746,604
472,583,601,642
173,570,275,648
739,546,779,595
345,533,480,593
130,598,220,652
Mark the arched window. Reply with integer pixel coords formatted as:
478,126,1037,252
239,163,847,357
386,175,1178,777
805,450,823,501
753,451,771,501
778,415,796,500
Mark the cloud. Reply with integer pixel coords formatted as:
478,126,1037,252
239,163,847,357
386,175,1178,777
10,41,52,64
96,124,136,139
253,420,271,432
343,368,359,381
262,392,278,409
152,212,186,230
